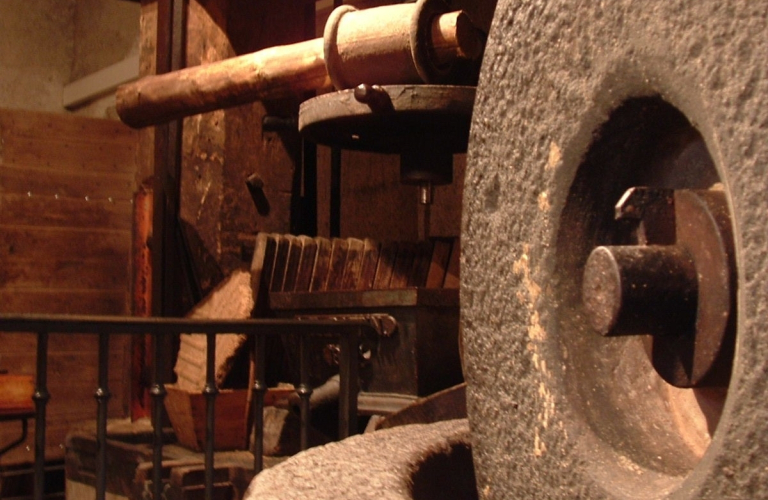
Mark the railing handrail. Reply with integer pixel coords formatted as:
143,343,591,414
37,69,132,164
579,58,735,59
0,313,375,334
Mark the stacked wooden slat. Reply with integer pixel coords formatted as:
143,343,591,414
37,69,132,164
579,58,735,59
251,233,460,301
170,233,460,422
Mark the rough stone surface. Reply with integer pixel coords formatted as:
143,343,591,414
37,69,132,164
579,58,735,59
244,419,471,500
462,0,768,498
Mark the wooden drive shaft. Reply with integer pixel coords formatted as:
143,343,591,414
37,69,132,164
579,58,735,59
116,0,483,128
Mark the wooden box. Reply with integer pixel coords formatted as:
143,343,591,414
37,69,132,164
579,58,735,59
164,385,249,451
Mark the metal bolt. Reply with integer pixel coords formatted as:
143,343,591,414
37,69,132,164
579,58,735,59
582,187,736,388
582,245,698,337
353,84,393,112
245,173,269,216
353,83,378,103
615,187,676,245
261,115,297,132
245,173,264,191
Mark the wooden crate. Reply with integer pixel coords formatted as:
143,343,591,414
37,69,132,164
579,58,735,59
164,385,249,451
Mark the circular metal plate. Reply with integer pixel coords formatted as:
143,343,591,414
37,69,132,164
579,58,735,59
298,85,475,154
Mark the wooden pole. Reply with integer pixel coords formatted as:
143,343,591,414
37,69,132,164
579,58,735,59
117,38,329,128
116,8,484,128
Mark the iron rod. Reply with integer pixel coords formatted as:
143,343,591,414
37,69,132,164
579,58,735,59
204,333,218,499
151,332,166,499
338,329,359,439
95,333,111,500
33,332,49,500
330,147,342,237
0,314,372,336
298,334,313,451
253,335,267,473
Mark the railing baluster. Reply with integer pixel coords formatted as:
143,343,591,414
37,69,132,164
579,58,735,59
95,333,111,500
253,334,266,474
33,332,49,500
204,332,218,499
0,315,370,498
338,329,359,439
150,333,166,499
297,334,313,451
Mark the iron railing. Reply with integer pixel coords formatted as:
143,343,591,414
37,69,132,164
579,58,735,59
0,313,375,500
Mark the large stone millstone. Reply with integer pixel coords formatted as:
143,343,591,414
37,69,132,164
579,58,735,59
462,0,768,498
244,419,475,500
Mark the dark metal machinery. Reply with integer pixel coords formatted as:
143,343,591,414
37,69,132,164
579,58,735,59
293,83,474,414
299,83,475,226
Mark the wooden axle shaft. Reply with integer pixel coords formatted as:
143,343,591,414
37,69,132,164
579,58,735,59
116,1,483,128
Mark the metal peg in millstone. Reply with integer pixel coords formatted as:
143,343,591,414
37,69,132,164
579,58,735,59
581,187,736,388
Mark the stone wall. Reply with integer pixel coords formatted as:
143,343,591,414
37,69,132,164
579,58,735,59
0,0,139,117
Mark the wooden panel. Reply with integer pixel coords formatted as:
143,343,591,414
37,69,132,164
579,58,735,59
281,236,304,292
0,333,128,356
426,239,453,288
0,164,134,200
408,241,435,288
1,353,130,405
0,421,82,465
0,194,133,230
443,238,461,289
269,235,291,293
358,239,380,290
340,238,364,290
373,241,399,289
340,151,419,241
293,236,318,292
0,136,135,175
326,238,350,291
0,258,129,290
0,226,130,262
0,109,137,147
0,108,136,466
0,290,129,315
309,237,333,292
390,242,416,289
0,109,137,176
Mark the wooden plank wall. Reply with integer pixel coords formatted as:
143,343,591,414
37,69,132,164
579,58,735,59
0,108,137,466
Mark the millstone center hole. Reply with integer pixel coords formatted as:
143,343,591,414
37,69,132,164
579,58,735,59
556,96,730,485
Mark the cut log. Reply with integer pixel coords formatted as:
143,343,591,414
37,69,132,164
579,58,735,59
174,269,254,392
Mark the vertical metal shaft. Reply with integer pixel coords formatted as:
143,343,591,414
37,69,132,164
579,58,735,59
330,147,342,237
95,333,112,500
204,333,218,499
338,330,359,439
150,332,167,499
299,0,318,237
153,0,188,318
298,335,313,451
253,335,267,474
33,332,49,500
